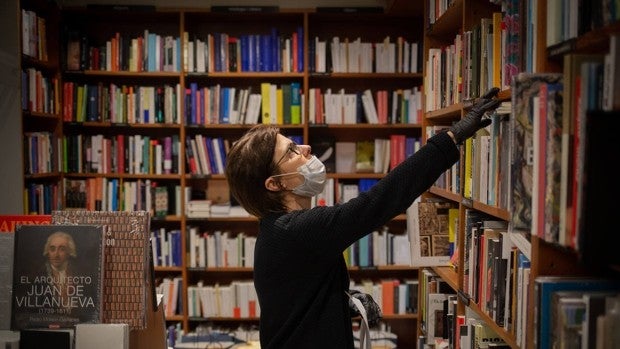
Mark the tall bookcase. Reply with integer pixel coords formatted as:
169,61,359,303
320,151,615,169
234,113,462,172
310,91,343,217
419,0,620,348
18,1,425,348
20,0,62,215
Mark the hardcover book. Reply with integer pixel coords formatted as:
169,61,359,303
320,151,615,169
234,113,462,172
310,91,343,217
509,73,562,233
11,224,105,330
0,215,51,330
51,210,151,330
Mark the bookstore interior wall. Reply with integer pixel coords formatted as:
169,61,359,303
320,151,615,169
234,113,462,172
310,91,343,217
15,0,620,348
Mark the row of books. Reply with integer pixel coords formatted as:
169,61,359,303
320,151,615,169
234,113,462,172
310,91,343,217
184,82,302,126
460,209,532,345
427,125,461,195
24,182,61,215
461,102,511,209
186,280,260,319
425,10,518,112
184,136,228,176
53,82,422,128
310,35,422,74
419,268,513,348
63,134,180,175
187,228,256,269
545,0,620,49
151,228,182,267
343,226,412,268
184,27,304,73
158,276,183,317
534,277,620,349
21,9,47,61
64,177,181,215
350,279,419,316
21,68,58,114
311,137,420,178
62,82,182,124
66,30,182,72
308,87,423,125
23,132,58,175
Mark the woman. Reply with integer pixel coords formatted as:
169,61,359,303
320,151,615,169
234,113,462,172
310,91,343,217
225,88,500,348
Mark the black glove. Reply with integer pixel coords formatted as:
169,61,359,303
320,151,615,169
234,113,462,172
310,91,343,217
449,87,501,144
348,290,383,327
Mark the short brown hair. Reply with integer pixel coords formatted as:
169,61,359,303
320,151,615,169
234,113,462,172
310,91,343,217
225,124,287,218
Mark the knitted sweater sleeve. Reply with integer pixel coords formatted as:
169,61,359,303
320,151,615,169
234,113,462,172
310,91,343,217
277,131,460,255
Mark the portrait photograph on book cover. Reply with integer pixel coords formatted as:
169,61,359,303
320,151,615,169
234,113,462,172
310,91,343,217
11,224,104,330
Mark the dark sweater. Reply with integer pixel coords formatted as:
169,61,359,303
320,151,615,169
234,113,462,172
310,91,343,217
254,131,460,348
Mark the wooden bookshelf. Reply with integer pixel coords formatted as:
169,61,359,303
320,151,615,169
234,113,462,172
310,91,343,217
419,1,620,348
16,3,427,348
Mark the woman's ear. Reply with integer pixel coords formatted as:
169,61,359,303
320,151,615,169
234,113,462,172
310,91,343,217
265,176,283,192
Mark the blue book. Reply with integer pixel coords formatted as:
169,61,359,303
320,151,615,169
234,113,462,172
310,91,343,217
148,33,157,72
170,230,182,266
240,35,249,71
296,26,304,72
248,35,257,72
534,276,620,349
358,234,370,267
219,87,230,124
204,137,217,174
260,34,271,72
271,27,280,71
287,135,303,145
190,82,198,125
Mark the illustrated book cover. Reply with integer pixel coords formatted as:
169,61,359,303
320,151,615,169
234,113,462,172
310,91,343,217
0,214,51,330
407,199,455,267
11,224,105,330
51,210,151,330
509,72,562,233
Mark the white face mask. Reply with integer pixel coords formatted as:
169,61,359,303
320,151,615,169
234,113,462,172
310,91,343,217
271,155,327,197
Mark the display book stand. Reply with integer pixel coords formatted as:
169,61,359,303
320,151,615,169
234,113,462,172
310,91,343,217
12,211,166,349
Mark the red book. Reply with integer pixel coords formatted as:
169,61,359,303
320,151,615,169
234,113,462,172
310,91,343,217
0,214,52,233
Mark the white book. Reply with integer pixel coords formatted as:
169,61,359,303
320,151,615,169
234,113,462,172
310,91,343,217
212,138,224,174
198,232,206,267
188,226,198,268
361,90,379,124
392,234,411,266
75,324,129,349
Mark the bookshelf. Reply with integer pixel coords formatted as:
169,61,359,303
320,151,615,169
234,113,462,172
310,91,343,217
419,0,620,348
20,0,62,215
17,2,426,348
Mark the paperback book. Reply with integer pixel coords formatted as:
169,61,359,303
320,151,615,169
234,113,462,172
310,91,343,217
0,215,51,330
11,224,105,330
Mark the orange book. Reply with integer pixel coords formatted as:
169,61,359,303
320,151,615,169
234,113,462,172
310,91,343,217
381,279,396,315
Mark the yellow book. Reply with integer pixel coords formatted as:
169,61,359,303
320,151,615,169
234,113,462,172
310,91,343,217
260,82,271,124
448,208,459,250
492,12,502,89
276,87,283,125
463,137,473,199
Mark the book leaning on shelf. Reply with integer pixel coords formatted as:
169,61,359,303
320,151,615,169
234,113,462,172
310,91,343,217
51,210,152,330
11,224,105,330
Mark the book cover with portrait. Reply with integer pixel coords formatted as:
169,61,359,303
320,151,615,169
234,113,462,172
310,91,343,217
11,224,104,330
